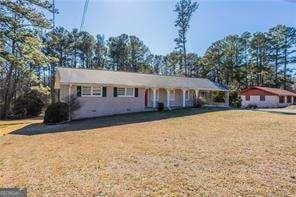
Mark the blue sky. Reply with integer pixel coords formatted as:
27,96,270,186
55,0,296,56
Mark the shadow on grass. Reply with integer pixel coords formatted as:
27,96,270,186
12,107,229,136
254,109,296,115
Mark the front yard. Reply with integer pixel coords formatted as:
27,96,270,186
0,109,295,195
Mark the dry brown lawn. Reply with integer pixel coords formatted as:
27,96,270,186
0,117,42,136
0,109,295,196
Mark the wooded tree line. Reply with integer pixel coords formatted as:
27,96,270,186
203,27,296,90
41,24,296,90
1,0,296,119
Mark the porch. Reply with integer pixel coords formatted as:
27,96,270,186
144,88,229,109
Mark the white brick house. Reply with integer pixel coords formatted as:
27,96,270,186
54,67,229,119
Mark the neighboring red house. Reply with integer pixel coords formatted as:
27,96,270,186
240,86,296,108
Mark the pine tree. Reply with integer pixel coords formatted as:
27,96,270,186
0,0,54,119
174,0,198,76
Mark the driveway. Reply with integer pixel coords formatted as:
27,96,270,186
257,107,296,115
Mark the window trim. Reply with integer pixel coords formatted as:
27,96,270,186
117,87,135,97
81,86,102,97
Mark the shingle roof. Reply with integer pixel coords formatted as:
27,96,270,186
241,86,296,96
56,67,228,91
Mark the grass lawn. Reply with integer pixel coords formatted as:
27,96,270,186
0,117,42,136
0,109,295,195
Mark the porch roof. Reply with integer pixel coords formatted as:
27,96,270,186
56,67,228,91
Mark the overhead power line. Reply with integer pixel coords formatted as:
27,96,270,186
80,0,90,31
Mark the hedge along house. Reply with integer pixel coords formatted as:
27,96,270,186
54,67,229,119
240,86,296,108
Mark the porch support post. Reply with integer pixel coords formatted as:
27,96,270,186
166,89,170,108
225,91,229,107
152,88,157,108
195,89,199,99
182,89,186,108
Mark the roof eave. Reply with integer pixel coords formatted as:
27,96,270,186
59,81,227,91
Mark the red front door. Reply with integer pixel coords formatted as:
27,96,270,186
145,89,148,107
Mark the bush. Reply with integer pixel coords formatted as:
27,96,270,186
232,100,242,108
12,89,45,118
229,91,242,108
193,98,204,108
44,102,69,124
157,102,164,111
246,104,257,109
213,92,225,103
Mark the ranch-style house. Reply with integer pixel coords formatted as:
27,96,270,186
54,67,229,119
240,86,296,108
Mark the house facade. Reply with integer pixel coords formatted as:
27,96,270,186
55,67,229,119
240,86,296,108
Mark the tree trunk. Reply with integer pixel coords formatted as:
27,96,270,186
284,47,287,89
1,64,13,119
50,63,56,103
183,41,187,77
59,50,63,67
275,48,278,87
1,38,16,119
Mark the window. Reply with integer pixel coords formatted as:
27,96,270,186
287,96,292,103
185,90,189,101
279,96,284,103
260,95,265,101
169,90,175,101
117,88,126,96
200,91,206,97
246,95,250,101
82,86,91,96
92,86,102,96
117,87,134,97
126,88,134,97
81,86,102,97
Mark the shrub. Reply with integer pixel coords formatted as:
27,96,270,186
246,104,257,109
12,89,45,118
232,100,242,108
193,98,204,108
229,91,242,108
157,102,164,111
44,102,69,124
213,92,225,103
